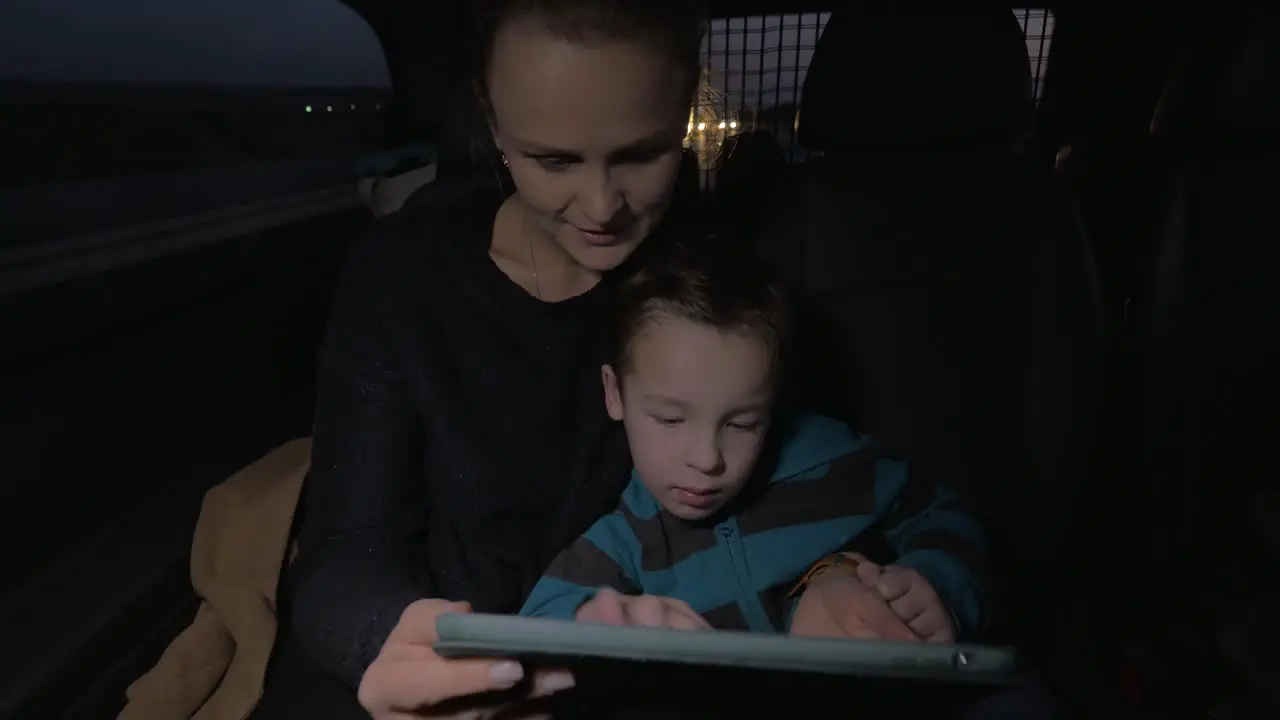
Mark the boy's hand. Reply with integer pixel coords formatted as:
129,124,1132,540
858,564,955,643
575,588,711,630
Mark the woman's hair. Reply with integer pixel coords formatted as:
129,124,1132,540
447,0,706,181
606,236,791,381
470,0,708,106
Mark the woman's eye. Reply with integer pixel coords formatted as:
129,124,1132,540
727,420,762,432
654,416,684,426
535,156,574,171
615,149,664,166
614,145,679,166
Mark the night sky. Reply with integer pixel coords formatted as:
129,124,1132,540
0,3,1050,100
0,0,391,87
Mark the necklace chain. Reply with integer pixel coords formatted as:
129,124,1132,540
527,233,542,300
498,151,541,300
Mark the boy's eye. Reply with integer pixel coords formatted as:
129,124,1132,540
653,416,684,426
727,420,763,432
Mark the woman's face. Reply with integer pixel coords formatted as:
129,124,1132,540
486,19,692,273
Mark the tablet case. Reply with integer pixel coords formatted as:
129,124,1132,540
435,613,1019,685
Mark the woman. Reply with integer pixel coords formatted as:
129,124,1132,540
255,0,1046,717
253,1,729,716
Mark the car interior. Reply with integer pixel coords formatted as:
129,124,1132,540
1,0,1276,717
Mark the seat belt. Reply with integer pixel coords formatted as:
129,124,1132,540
1149,169,1189,345
1143,164,1196,557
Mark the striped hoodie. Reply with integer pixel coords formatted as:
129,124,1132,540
519,414,988,638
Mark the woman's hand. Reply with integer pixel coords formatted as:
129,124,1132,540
575,588,712,630
789,563,920,642
358,599,575,720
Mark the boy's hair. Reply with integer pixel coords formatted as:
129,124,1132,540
607,238,790,381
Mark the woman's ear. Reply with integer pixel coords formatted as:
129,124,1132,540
488,121,501,157
601,364,625,421
470,78,501,153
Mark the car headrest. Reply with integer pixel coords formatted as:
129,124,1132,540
798,4,1033,150
1218,11,1280,130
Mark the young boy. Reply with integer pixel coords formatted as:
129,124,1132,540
519,241,987,640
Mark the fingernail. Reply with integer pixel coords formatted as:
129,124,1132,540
543,671,576,693
490,661,524,685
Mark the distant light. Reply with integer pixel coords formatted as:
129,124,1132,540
696,122,706,131
718,121,726,130
729,121,737,129
351,104,356,110
375,103,382,110
687,122,692,134
326,105,333,112
305,105,312,113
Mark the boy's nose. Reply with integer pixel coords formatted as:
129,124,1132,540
685,436,725,476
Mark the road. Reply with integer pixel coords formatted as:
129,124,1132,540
0,153,362,249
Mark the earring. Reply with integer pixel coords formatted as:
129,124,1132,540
500,152,509,168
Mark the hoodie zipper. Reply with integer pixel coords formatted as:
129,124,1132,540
715,519,775,632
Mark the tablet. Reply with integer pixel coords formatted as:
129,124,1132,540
434,613,1019,685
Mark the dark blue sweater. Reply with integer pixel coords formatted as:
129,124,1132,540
520,414,988,638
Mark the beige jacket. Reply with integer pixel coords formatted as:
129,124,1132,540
118,438,311,720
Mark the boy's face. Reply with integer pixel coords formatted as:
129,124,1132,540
603,316,775,520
